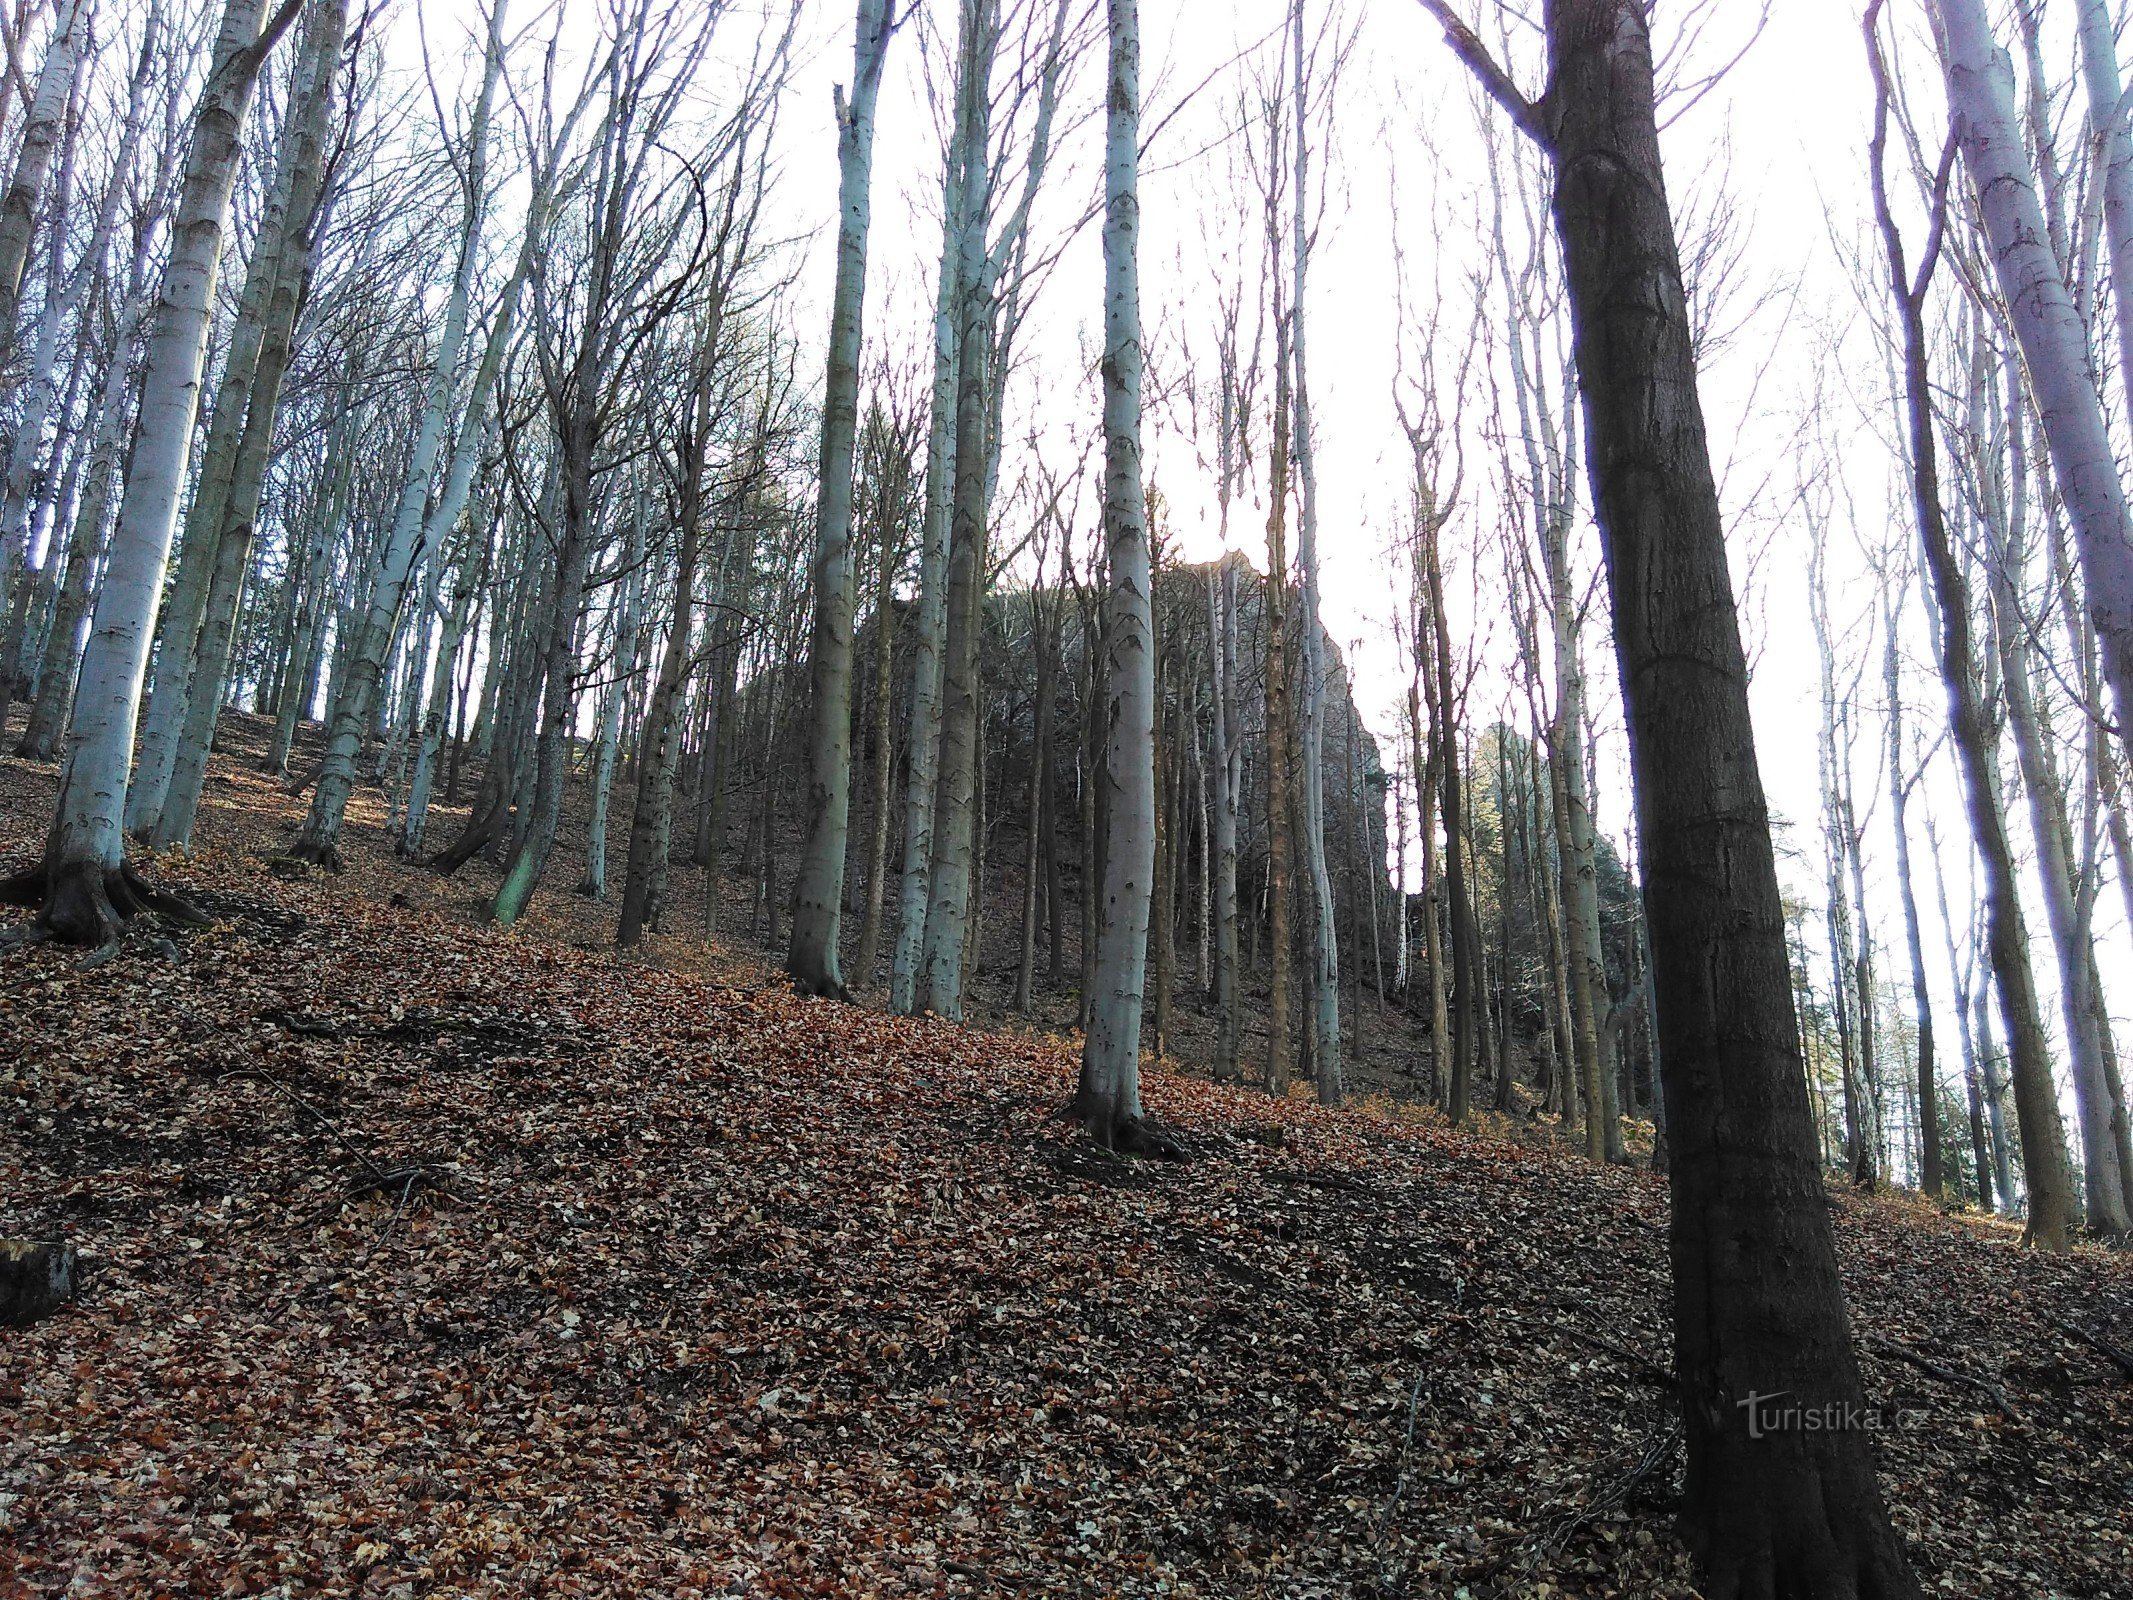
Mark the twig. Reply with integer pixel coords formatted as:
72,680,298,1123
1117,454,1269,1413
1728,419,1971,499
230,1065,399,1189
1862,1333,2018,1418
2046,1315,2133,1383
1508,1302,1679,1392
1534,1424,1680,1556
354,1171,419,1269
1264,1168,1379,1197
1547,1323,1680,1393
1374,1366,1431,1564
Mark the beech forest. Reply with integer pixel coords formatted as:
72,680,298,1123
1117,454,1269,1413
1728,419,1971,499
1,0,2130,1595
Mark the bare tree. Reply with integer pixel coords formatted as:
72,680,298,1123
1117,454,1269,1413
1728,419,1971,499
1421,1,1922,1586
788,0,902,998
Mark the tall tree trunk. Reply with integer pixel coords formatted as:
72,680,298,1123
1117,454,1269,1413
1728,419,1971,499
852,482,902,986
1974,979,2019,1214
13,9,162,759
580,520,646,900
0,74,83,703
1288,0,1340,1102
402,504,488,859
267,369,358,774
1420,0,1925,1585
128,23,319,837
1864,10,2077,1248
1809,517,1878,1188
919,33,998,1019
1150,640,1173,1057
1883,589,1942,1199
1976,375,2131,1233
292,4,527,868
0,0,86,378
1426,537,1476,1124
8,0,294,946
1072,0,1159,1152
1932,0,2133,780
1210,559,1242,1081
5,0,296,951
1014,591,1054,1013
16,301,134,762
489,397,598,927
889,61,974,1014
618,318,737,945
1264,312,1296,1100
155,0,347,852
789,0,899,998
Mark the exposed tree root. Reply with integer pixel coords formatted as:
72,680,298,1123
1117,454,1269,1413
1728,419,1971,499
0,858,210,954
1060,1091,1187,1159
0,922,52,955
284,837,344,873
788,970,850,1003
0,862,42,908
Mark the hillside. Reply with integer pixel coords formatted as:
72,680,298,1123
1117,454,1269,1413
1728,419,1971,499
2,717,2130,1599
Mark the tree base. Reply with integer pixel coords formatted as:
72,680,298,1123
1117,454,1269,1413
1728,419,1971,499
1,1239,77,1327
284,837,344,873
0,858,209,955
1061,1090,1186,1159
787,964,850,1003
1682,1455,1921,1600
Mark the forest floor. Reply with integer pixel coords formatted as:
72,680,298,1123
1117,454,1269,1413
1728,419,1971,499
2,712,2131,1598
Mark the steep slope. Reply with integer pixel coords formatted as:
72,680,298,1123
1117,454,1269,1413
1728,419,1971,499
1,720,2128,1598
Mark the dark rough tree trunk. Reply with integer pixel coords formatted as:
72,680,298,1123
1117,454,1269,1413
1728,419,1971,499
1422,2,1921,1592
1428,537,1476,1123
1883,591,1941,1198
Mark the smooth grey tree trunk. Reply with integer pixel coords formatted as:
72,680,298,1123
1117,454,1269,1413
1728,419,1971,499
0,0,86,376
1975,350,2131,1233
9,0,293,946
918,5,999,1020
10,8,160,736
1808,513,1879,1187
1073,0,1159,1152
1209,557,1242,1080
127,22,316,837
2076,0,2133,414
1882,585,1942,1198
1866,7,2077,1247
401,495,487,858
789,0,898,998
293,1,529,867
1287,0,1340,1101
1491,151,1612,1158
155,0,346,851
579,514,646,900
0,82,83,703
888,68,971,1015
1933,0,2133,781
